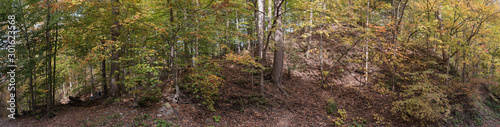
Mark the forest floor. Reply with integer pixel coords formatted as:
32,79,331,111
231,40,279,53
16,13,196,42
3,66,498,126
0,70,400,127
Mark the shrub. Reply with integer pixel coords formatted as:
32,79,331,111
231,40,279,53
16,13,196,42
391,80,450,123
137,87,162,107
332,109,347,126
154,119,173,127
213,115,221,122
326,98,338,115
225,53,263,73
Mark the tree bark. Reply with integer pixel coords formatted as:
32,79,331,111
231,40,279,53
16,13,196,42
45,0,52,116
271,0,287,96
365,0,370,85
101,40,108,97
258,0,265,96
110,0,121,98
306,0,313,59
236,11,240,53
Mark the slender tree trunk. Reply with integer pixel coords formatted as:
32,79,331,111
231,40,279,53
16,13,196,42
319,1,324,82
254,0,259,57
33,41,37,110
306,0,313,59
101,40,108,97
258,0,265,96
30,45,35,112
365,0,370,85
24,20,35,111
194,0,200,69
246,15,252,50
267,0,272,31
236,11,240,53
223,10,229,55
246,0,253,51
446,47,450,86
45,0,52,115
391,0,397,91
462,54,466,84
91,66,94,94
52,8,58,106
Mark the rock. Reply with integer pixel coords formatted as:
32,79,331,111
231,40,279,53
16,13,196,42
131,109,137,114
119,113,123,116
205,118,214,123
159,102,175,117
163,102,171,108
157,114,163,117
164,108,174,116
158,107,166,112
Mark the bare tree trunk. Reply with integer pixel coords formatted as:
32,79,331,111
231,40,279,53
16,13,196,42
194,0,200,69
101,40,108,97
110,0,121,98
225,11,229,55
236,11,240,53
167,0,183,102
45,0,52,116
306,0,313,59
446,47,450,86
391,0,397,91
462,54,466,84
258,0,265,96
365,0,370,85
91,66,94,94
271,0,287,96
246,15,252,50
53,8,59,106
254,0,259,57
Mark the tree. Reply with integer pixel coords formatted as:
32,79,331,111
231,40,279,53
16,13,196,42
271,0,287,95
109,0,121,98
45,0,53,115
257,0,265,96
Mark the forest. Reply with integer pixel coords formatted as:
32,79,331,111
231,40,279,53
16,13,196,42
1,0,500,126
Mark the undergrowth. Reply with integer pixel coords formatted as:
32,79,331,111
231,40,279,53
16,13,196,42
184,57,224,111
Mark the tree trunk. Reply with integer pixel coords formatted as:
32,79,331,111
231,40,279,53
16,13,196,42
267,0,272,31
168,0,183,102
52,9,58,106
194,0,200,69
271,0,287,96
254,0,259,57
110,0,121,98
365,0,370,85
258,0,265,96
101,40,108,97
246,0,253,51
45,0,51,115
236,11,240,53
91,66,94,94
306,0,313,59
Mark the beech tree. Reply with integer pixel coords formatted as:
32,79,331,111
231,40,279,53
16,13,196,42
271,0,287,95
